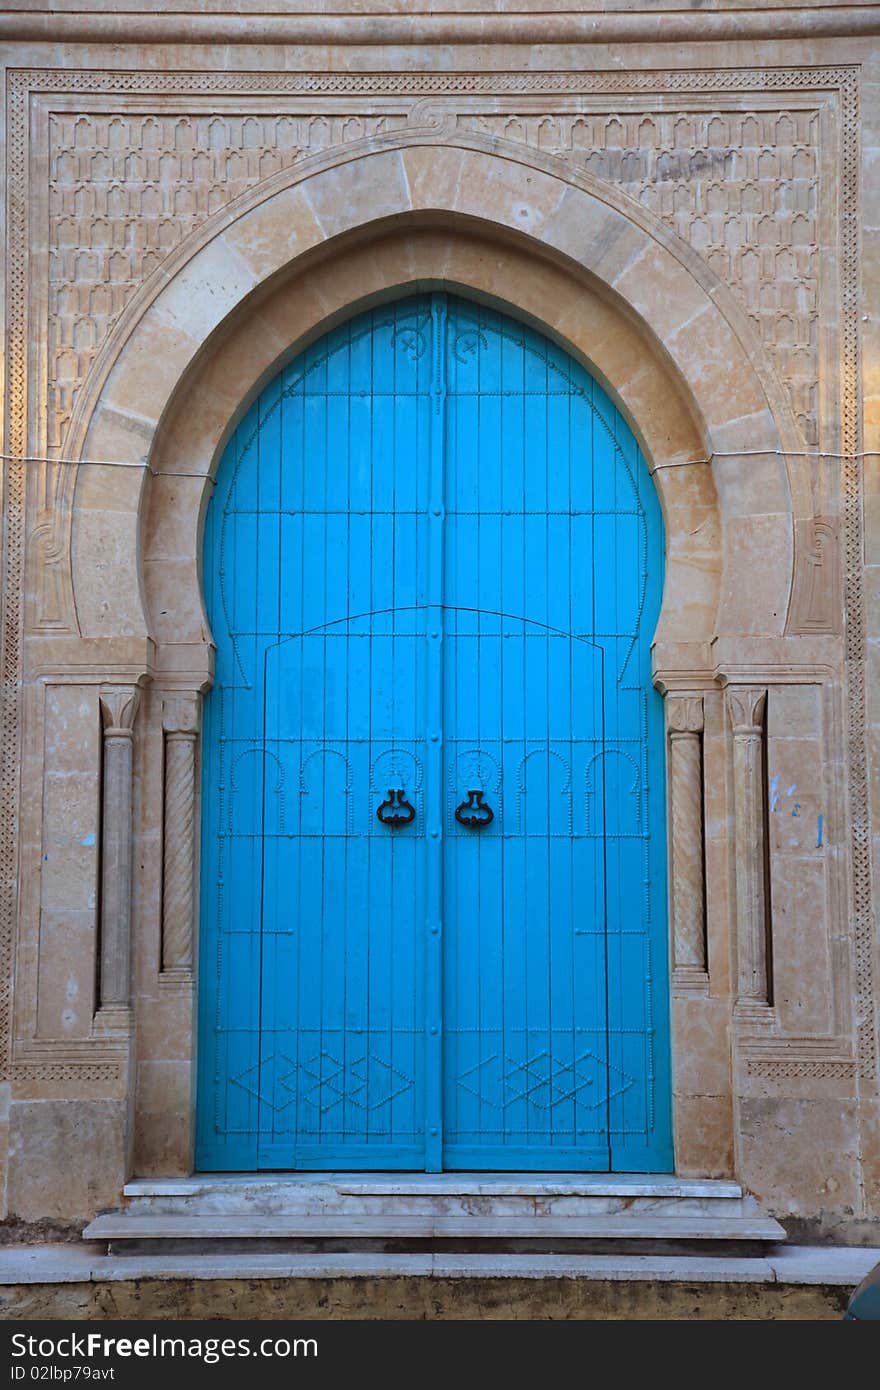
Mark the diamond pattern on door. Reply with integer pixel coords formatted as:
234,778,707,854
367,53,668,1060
301,1052,415,1115
457,1050,636,1112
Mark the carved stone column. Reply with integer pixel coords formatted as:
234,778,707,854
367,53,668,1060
98,685,141,1019
161,695,200,973
726,687,770,1007
667,694,707,979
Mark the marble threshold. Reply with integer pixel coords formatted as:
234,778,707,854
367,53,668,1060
84,1213,784,1241
123,1174,745,1200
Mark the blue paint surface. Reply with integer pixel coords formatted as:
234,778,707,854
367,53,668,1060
81,834,96,847
817,814,824,849
769,775,780,812
197,293,671,1173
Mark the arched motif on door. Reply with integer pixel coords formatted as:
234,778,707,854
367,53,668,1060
197,292,671,1172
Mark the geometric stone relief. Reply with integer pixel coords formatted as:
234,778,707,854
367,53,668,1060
461,108,821,446
47,103,822,451
10,1037,129,1097
47,111,404,449
13,1063,123,1088
746,1059,856,1081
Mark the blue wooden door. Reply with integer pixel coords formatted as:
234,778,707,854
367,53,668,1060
197,292,672,1172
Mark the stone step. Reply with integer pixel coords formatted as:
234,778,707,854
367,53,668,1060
124,1174,744,1200
84,1211,787,1246
119,1194,755,1218
91,1175,785,1256
119,1174,750,1219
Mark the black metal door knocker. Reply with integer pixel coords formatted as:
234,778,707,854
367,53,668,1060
377,788,416,828
455,789,494,829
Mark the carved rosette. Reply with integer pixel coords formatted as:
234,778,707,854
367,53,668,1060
97,685,141,1015
667,695,706,978
726,687,770,1007
161,695,200,973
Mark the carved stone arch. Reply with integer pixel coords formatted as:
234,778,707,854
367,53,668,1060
130,226,720,690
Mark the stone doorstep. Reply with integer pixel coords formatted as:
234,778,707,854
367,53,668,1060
1,1245,878,1289
118,1175,753,1218
83,1213,786,1242
96,1174,784,1248
122,1175,745,1200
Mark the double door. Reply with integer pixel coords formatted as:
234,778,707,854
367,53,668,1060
197,292,671,1172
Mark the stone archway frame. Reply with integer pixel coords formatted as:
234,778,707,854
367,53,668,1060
141,222,721,683
70,136,809,662
66,138,810,1179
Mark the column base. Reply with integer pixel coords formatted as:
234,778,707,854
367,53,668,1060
92,1004,133,1037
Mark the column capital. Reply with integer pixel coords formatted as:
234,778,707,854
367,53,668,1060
99,684,141,737
726,686,766,736
667,693,704,736
162,692,200,738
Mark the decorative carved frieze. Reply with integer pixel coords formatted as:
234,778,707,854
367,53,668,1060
97,684,141,1019
746,1058,856,1081
45,98,822,453
461,108,821,447
726,687,770,1008
161,694,200,973
667,695,707,979
10,1037,128,1097
46,110,403,449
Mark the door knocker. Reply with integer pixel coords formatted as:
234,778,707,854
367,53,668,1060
377,788,416,828
455,789,494,829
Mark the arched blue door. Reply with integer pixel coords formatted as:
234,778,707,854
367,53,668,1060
197,293,671,1172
